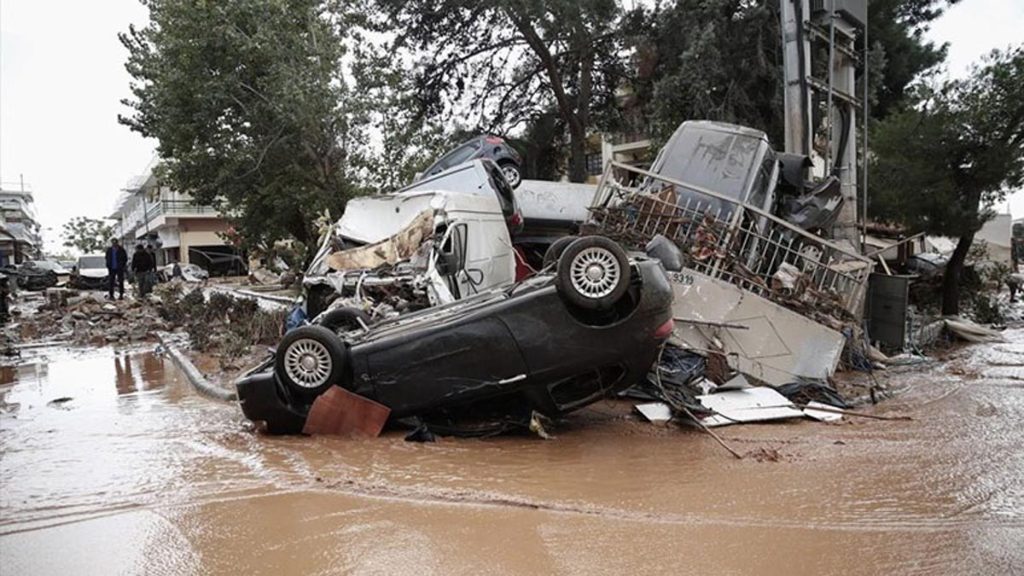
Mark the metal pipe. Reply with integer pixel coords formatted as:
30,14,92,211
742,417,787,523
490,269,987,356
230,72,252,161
826,0,837,175
861,18,870,254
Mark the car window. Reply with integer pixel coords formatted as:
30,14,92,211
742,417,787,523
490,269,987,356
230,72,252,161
78,256,105,268
747,148,777,212
436,141,481,171
26,260,58,271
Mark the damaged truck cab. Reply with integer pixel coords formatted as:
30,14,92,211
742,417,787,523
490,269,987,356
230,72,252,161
301,188,516,319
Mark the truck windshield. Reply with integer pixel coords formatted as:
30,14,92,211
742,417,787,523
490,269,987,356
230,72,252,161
78,256,105,269
650,125,763,219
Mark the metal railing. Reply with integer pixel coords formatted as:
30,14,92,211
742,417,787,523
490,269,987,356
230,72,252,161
141,200,219,222
588,161,871,321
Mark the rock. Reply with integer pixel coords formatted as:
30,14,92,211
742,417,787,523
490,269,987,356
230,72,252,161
71,311,87,320
102,303,117,312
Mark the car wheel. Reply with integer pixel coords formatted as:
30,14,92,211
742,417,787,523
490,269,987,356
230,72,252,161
274,325,346,400
316,306,371,333
556,236,630,310
542,236,577,269
499,161,522,188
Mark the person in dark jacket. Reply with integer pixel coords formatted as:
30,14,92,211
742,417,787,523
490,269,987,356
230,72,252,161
105,238,128,300
131,244,156,298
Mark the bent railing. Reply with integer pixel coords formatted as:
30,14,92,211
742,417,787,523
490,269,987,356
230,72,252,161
587,161,871,323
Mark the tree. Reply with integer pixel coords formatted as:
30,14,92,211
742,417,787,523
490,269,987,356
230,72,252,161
627,0,958,145
370,0,626,183
868,0,958,119
625,0,783,144
62,217,114,253
119,0,363,255
870,46,1024,315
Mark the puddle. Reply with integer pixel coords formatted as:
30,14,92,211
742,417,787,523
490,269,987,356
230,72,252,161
1,344,1022,574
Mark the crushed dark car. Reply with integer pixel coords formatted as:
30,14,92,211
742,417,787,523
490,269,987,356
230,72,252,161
236,236,674,436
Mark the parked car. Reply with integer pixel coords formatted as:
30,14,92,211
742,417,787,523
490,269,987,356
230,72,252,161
157,262,210,283
0,262,58,291
417,135,523,188
399,158,523,234
25,259,71,284
69,254,109,290
237,236,674,436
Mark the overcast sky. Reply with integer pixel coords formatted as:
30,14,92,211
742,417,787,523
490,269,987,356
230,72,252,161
1,0,1023,255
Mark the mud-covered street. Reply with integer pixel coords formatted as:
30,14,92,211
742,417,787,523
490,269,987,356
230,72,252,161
1,333,1022,576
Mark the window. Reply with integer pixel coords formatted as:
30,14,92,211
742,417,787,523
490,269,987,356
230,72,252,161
586,153,603,176
436,141,481,171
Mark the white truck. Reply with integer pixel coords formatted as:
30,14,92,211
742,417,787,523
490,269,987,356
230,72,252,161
300,188,515,322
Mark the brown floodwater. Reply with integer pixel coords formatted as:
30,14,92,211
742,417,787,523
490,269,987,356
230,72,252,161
1,335,1022,575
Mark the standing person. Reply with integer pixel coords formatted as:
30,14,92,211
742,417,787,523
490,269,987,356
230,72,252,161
106,238,128,300
143,244,158,295
131,244,152,298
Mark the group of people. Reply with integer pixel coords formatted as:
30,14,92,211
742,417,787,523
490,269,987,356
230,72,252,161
104,239,158,300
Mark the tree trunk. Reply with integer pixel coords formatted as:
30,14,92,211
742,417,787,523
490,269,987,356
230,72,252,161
940,232,975,316
567,122,587,183
505,9,588,183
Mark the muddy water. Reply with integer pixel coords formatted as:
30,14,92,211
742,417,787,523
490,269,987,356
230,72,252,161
1,338,1023,576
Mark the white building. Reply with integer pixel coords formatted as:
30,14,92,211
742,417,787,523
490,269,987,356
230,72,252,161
110,159,245,275
0,180,43,266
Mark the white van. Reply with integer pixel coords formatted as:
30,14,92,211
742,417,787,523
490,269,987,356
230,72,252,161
302,189,515,319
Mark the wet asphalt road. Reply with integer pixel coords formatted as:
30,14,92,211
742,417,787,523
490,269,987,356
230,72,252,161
1,335,1022,575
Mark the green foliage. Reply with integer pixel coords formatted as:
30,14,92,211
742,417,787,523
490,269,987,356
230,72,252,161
347,39,457,190
868,0,956,119
61,217,114,253
871,46,1024,313
871,47,1024,237
369,0,627,182
119,0,364,254
156,285,284,352
624,0,784,144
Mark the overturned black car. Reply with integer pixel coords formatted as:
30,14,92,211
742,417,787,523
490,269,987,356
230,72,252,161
236,236,674,436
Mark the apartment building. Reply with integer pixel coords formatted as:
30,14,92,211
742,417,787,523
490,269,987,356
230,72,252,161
110,159,245,275
0,180,43,266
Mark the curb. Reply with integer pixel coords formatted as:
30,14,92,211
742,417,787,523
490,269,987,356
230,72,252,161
206,285,293,308
156,332,237,402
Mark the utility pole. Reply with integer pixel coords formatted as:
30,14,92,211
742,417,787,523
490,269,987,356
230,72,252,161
780,0,868,249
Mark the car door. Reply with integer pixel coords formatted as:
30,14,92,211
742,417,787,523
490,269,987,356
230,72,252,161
363,316,529,416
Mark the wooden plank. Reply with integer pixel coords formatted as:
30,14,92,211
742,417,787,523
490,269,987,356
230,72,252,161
302,386,391,438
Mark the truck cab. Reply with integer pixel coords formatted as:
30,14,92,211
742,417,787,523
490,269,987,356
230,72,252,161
302,189,515,319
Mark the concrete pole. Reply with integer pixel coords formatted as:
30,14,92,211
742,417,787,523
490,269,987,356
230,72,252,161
780,0,812,157
831,19,860,246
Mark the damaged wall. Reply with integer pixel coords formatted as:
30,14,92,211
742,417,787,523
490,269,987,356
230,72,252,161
670,267,845,386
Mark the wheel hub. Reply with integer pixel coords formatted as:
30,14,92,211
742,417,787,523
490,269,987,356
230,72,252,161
569,247,621,299
283,338,332,388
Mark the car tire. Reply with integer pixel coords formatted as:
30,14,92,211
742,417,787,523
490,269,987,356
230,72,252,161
274,325,346,401
555,236,630,311
499,161,522,188
542,236,577,269
317,306,371,333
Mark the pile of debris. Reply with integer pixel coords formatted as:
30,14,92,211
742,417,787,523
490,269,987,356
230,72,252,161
627,344,853,431
3,283,285,375
10,290,173,345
